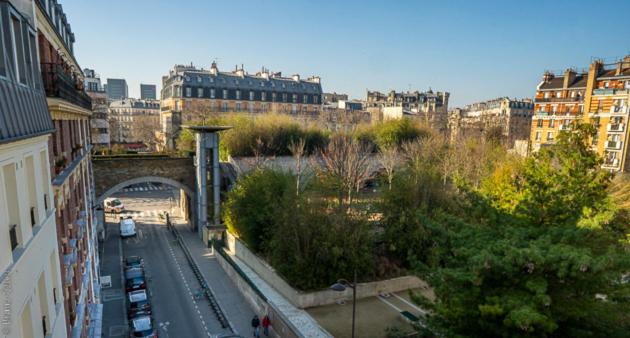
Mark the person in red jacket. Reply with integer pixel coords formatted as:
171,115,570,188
262,315,270,336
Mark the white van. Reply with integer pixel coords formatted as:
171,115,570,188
120,217,136,238
104,198,124,213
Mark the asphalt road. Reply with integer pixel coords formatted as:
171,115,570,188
101,185,231,337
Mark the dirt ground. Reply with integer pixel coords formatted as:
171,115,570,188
307,288,432,338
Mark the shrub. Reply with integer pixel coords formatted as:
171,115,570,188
355,118,430,150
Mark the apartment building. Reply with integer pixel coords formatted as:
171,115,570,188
448,97,534,147
160,62,323,148
366,89,450,132
531,55,630,172
36,0,102,336
84,68,110,148
0,1,67,337
109,98,160,147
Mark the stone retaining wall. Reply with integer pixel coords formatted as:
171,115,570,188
225,231,426,309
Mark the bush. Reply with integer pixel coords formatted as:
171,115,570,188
355,118,430,150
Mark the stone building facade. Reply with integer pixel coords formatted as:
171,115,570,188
448,97,534,148
530,55,630,172
36,0,101,336
159,62,323,148
366,89,450,132
109,98,160,147
84,68,110,148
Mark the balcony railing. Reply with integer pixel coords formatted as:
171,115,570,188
41,63,92,110
593,88,630,96
603,158,620,167
605,140,622,150
536,96,581,103
607,123,624,132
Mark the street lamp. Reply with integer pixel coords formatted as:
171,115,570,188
330,269,357,338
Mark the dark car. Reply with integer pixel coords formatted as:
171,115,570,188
128,309,152,320
129,315,157,337
125,276,146,292
125,256,144,269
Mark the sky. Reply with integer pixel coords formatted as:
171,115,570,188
62,0,630,107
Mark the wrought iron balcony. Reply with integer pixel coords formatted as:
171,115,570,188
535,96,581,103
607,123,624,132
602,158,620,168
41,63,92,110
605,140,622,150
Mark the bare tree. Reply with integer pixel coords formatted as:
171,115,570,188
131,115,161,151
377,146,400,190
288,138,307,195
320,134,373,206
244,138,273,170
182,100,219,125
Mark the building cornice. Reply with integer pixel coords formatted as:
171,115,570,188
47,97,92,119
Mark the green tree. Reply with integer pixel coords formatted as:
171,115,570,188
424,123,630,337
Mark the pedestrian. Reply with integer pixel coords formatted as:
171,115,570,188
262,314,270,336
251,315,260,337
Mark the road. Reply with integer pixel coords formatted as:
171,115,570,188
100,185,232,337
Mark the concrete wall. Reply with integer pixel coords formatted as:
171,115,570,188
225,232,425,309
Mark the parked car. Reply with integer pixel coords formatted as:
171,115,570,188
125,276,146,292
128,290,151,314
129,315,157,337
120,217,136,238
104,197,125,213
128,309,151,320
124,267,144,280
125,256,144,269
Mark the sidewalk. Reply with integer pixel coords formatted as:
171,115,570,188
172,219,256,336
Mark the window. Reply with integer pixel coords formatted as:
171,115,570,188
223,89,228,99
197,88,203,98
313,95,318,104
537,119,543,128
236,90,241,100
236,102,241,111
556,92,562,98
282,93,287,102
210,101,216,111
249,91,254,101
548,119,554,128
248,102,254,112
547,132,554,141
291,105,297,114
272,92,277,102
292,94,297,103
10,14,26,84
9,225,18,251
604,81,609,88
552,105,557,113
222,102,228,112
210,88,215,99
197,76,202,83
303,94,308,103
185,87,192,97
544,92,550,98
535,131,541,141
261,92,266,101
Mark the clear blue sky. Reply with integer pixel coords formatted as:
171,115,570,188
62,0,630,107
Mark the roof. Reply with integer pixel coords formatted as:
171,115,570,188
539,74,587,90
132,316,152,331
128,290,147,302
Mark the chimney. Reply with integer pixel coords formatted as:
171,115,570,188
308,76,320,84
617,55,630,75
210,60,218,75
563,68,576,89
292,74,300,82
543,71,554,83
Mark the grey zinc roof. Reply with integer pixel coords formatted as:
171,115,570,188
181,71,323,94
0,78,53,144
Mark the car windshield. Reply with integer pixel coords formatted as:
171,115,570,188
127,256,141,264
111,199,122,206
128,290,147,302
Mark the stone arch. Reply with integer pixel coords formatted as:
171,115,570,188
96,176,194,204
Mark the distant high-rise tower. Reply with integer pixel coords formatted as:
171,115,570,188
106,78,128,100
140,83,157,100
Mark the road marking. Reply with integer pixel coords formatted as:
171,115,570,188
378,295,403,312
392,293,427,315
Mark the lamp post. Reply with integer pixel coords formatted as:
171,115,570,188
330,269,357,338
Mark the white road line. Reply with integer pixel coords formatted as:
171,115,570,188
392,293,427,315
378,295,403,312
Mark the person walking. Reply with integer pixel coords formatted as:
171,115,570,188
251,315,261,337
262,315,270,337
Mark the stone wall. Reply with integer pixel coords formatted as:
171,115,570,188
225,231,426,309
92,156,195,198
